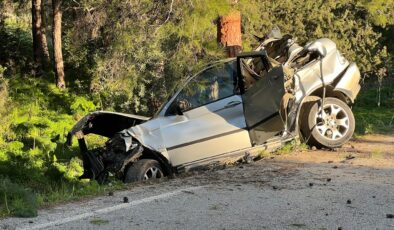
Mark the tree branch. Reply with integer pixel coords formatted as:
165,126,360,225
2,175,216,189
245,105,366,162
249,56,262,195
163,0,174,24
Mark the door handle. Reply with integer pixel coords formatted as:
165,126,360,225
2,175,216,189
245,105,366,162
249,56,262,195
224,101,242,109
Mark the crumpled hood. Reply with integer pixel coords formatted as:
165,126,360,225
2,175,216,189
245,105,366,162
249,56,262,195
66,111,150,146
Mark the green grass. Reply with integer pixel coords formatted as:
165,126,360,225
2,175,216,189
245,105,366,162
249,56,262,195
0,76,119,218
0,177,126,218
90,218,110,225
352,83,394,135
353,106,394,135
0,177,38,217
276,140,309,155
256,140,308,159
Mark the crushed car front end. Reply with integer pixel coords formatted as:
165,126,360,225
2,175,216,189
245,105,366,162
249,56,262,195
66,111,172,183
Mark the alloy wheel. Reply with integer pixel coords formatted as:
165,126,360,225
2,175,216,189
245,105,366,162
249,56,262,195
314,103,350,140
143,166,163,180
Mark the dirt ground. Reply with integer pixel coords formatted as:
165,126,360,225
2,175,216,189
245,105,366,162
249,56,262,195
1,134,394,230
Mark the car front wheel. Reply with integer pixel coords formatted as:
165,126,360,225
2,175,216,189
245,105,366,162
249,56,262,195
124,159,164,183
300,97,355,148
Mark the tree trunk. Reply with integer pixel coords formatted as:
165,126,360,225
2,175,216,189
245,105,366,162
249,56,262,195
217,10,242,57
0,1,6,28
40,1,50,67
32,0,50,73
52,0,65,89
32,0,41,72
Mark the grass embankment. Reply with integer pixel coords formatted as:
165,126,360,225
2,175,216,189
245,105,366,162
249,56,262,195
353,82,394,135
0,76,126,218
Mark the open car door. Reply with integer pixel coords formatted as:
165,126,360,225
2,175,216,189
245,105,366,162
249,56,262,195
237,51,286,145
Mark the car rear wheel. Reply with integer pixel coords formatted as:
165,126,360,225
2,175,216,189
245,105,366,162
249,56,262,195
124,159,164,183
300,97,355,148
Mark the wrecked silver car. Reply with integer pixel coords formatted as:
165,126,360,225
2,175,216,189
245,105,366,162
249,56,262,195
67,30,361,183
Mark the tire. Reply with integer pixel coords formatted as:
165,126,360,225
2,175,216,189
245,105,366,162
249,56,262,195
124,159,164,183
300,97,355,148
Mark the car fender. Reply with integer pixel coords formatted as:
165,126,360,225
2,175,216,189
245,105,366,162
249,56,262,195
333,62,361,103
126,120,171,162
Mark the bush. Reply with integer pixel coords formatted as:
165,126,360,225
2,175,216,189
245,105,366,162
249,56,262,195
70,96,96,117
0,77,101,217
0,177,38,217
353,78,394,134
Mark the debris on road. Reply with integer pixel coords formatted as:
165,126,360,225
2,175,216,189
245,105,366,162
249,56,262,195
345,154,356,160
182,190,195,195
123,197,129,203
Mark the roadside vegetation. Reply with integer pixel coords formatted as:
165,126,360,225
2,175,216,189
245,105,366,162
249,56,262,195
0,0,393,217
353,80,394,134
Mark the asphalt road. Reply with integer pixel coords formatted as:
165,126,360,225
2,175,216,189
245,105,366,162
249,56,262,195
1,134,394,230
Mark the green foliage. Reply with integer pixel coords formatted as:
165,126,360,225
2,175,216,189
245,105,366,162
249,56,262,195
238,0,389,75
0,3,33,75
90,218,110,225
276,140,308,155
354,106,394,134
64,0,232,113
361,0,394,27
70,96,96,117
0,177,38,217
356,86,394,108
0,76,103,216
59,0,391,114
353,81,394,135
353,78,394,134
0,66,12,149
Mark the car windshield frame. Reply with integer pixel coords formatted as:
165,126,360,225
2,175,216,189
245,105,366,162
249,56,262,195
154,59,236,117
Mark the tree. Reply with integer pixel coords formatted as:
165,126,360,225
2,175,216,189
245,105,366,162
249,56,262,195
52,0,65,89
62,0,388,113
361,0,394,28
32,0,50,73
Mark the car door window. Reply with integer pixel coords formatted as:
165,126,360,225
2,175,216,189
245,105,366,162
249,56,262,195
170,62,237,113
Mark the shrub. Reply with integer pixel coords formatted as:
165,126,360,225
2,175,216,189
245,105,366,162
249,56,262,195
0,177,38,217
